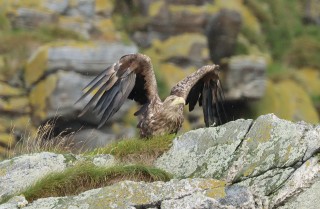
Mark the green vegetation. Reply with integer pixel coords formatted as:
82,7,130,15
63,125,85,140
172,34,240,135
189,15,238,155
89,134,175,164
21,163,171,202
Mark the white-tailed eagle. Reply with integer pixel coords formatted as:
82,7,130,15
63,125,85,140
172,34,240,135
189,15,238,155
76,53,224,137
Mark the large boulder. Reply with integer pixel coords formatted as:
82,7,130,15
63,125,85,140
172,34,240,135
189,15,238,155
156,114,320,208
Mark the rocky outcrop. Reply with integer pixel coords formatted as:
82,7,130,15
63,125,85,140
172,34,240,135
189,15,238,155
0,114,319,208
156,114,320,208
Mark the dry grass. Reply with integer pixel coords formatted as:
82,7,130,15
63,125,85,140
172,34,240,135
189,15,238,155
6,119,76,159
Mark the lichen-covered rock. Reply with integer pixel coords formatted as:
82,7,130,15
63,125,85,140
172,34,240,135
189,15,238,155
0,152,67,201
250,79,319,124
25,41,138,86
7,8,58,29
13,179,260,209
156,114,320,208
144,33,209,67
155,118,253,178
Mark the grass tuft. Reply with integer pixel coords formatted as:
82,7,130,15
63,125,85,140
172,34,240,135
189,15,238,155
88,134,176,164
22,163,172,202
7,119,76,159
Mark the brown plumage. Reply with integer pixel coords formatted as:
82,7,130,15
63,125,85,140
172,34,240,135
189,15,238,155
76,53,225,138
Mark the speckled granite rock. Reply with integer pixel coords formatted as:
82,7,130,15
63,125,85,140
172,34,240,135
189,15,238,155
156,114,320,208
5,179,262,209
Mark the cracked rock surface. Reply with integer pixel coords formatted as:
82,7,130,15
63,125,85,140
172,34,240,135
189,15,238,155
156,114,320,208
1,114,319,209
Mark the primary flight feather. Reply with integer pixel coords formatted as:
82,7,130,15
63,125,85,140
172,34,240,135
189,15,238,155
76,53,225,138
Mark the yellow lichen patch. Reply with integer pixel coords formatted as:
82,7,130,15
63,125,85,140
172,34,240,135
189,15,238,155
25,45,49,87
146,33,208,61
95,0,114,13
0,133,15,147
149,1,164,17
58,16,84,24
205,187,226,199
293,68,320,97
29,74,58,122
94,19,119,41
250,79,319,124
199,179,226,190
159,63,195,88
0,97,30,113
0,82,24,96
243,162,258,177
1,0,44,11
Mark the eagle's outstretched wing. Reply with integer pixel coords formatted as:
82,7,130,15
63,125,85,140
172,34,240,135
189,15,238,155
170,65,226,126
76,54,160,128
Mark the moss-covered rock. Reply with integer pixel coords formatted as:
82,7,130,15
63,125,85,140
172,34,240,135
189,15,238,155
29,73,58,123
145,33,209,64
250,79,319,124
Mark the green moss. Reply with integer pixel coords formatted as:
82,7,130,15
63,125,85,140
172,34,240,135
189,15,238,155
22,163,172,202
285,36,320,69
249,79,319,124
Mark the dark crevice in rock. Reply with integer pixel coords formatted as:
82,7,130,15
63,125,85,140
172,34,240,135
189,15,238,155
233,120,254,154
133,201,161,209
27,67,86,91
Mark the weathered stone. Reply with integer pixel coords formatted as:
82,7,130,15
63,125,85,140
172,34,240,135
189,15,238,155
7,8,57,29
224,55,266,100
58,16,93,39
0,196,28,209
25,42,138,86
145,33,209,67
156,114,320,208
0,152,67,201
43,0,69,14
155,119,253,178
250,79,319,124
17,179,259,209
207,9,242,64
270,156,320,208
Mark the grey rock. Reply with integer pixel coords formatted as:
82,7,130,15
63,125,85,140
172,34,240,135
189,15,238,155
0,152,67,201
156,114,320,208
8,8,57,29
46,42,138,74
19,179,259,209
224,56,266,100
0,196,28,209
92,154,116,167
206,9,242,64
277,177,320,209
155,119,253,178
44,0,69,14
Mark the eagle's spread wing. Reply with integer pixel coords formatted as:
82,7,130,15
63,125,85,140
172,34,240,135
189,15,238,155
170,65,226,126
76,54,160,128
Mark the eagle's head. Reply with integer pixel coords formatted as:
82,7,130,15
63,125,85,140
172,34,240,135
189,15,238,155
163,95,185,111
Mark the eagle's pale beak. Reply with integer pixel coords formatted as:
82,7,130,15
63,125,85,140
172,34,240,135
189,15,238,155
171,97,186,106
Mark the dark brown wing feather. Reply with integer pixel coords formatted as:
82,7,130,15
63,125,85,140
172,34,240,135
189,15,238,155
170,65,226,126
76,53,160,128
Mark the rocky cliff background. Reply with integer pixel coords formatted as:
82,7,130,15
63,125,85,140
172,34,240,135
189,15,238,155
0,0,320,157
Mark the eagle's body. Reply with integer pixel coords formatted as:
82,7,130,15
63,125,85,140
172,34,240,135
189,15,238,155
77,54,224,138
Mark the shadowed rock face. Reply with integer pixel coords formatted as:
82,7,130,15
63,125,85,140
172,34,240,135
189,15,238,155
1,114,319,209
206,9,242,64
